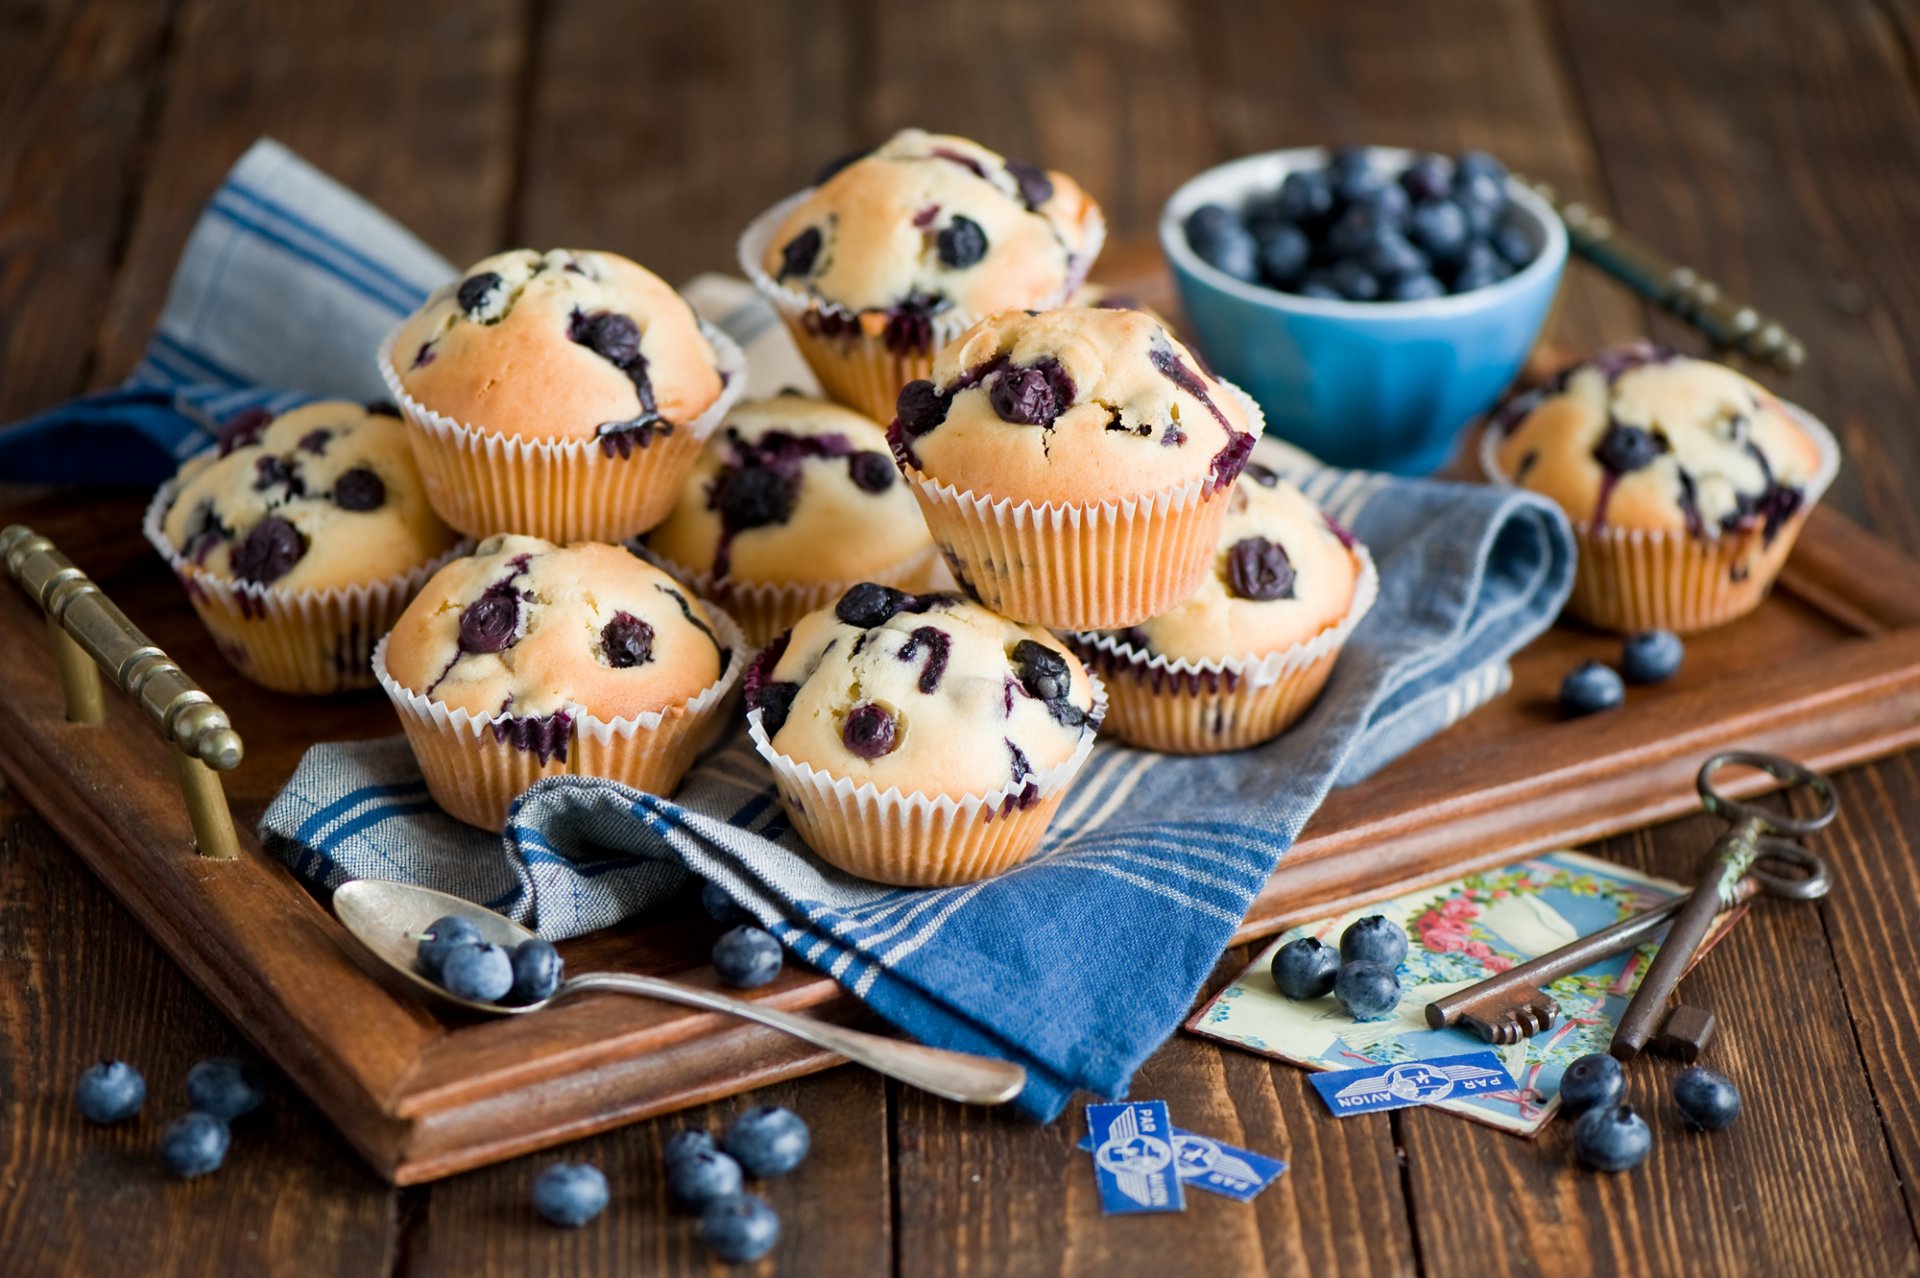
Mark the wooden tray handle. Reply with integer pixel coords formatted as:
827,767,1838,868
1,524,243,860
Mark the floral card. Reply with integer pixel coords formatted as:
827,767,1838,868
1185,851,1744,1137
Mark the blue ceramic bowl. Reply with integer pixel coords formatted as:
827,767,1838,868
1160,146,1568,475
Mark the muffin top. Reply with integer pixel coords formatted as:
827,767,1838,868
644,393,933,584
390,248,724,450
747,584,1097,797
1491,344,1826,539
762,129,1101,332
1099,464,1364,661
159,400,457,591
384,534,727,723
888,307,1256,505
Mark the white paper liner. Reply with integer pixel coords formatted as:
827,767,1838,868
1480,400,1841,633
373,604,748,832
745,673,1108,887
633,542,941,647
737,188,1107,423
378,318,747,543
143,479,468,695
1067,543,1378,753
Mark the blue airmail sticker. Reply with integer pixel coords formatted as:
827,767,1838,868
1310,1050,1517,1117
1077,1126,1287,1202
1084,1101,1186,1214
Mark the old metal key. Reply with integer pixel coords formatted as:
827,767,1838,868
1609,751,1837,1060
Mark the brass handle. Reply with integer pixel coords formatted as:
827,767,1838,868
2,524,243,859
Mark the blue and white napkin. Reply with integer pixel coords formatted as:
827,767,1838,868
1,141,1575,1120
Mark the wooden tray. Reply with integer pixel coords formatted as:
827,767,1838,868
6,258,1920,1185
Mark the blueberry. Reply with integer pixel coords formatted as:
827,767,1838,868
989,362,1073,426
1387,272,1446,302
1558,1052,1625,1116
664,1128,716,1166
1005,159,1054,209
700,1193,781,1264
230,516,305,585
598,611,655,669
507,938,564,1004
1224,536,1295,601
836,581,905,628
1184,205,1259,281
417,914,483,976
669,1149,745,1212
841,703,900,759
701,880,755,927
1456,180,1504,237
1593,421,1663,473
1573,1103,1652,1172
1408,199,1470,266
1339,915,1409,968
1011,639,1071,702
753,681,799,738
76,1060,146,1124
1325,206,1385,259
1270,937,1340,1000
1492,219,1535,269
1673,1066,1741,1131
712,926,783,989
1361,229,1427,282
937,215,988,269
1326,259,1380,302
1274,170,1335,227
160,1112,230,1179
185,1058,263,1120
1334,960,1402,1021
440,941,515,1003
298,428,334,454
456,271,502,315
1399,154,1452,202
332,466,386,512
254,454,298,492
216,406,272,456
364,400,398,419
723,1104,811,1179
1254,220,1311,286
1621,631,1684,684
1328,146,1374,184
1560,661,1625,717
714,465,799,530
1354,182,1411,230
457,594,519,654
1450,258,1508,294
895,379,951,436
849,450,896,493
532,1162,609,1227
778,227,822,279
813,149,867,185
571,310,642,367
1295,279,1343,301
1455,149,1508,185
1332,157,1386,205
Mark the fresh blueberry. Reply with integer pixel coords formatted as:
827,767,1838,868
1334,961,1402,1021
712,926,783,989
1361,229,1427,282
778,227,822,279
1492,219,1535,269
507,938,564,1004
1573,1104,1652,1172
1274,169,1335,227
701,880,755,927
1254,220,1311,286
1559,661,1625,717
332,467,386,512
160,1112,231,1179
185,1058,263,1121
669,1149,745,1212
1339,915,1409,969
700,1193,781,1264
1332,157,1386,205
1270,937,1340,1000
841,703,900,759
1621,631,1684,685
1387,272,1446,302
664,1128,716,1166
1326,259,1380,302
76,1060,146,1124
1455,149,1509,185
1325,206,1384,259
1184,205,1259,281
1673,1066,1741,1131
532,1162,609,1227
1354,182,1411,230
440,941,515,1003
1408,199,1469,266
1224,536,1295,601
1295,279,1343,301
723,1105,811,1179
1449,257,1508,294
1399,154,1452,202
937,215,988,269
1558,1052,1625,1116
417,914,483,977
1328,146,1374,183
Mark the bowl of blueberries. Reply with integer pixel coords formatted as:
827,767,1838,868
1162,145,1568,475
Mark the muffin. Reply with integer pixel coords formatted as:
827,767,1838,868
1068,463,1377,752
381,248,745,542
887,306,1260,630
743,584,1104,886
377,535,744,831
639,393,937,644
1483,342,1838,632
738,128,1105,422
142,400,460,694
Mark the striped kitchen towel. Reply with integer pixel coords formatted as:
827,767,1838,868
5,141,1575,1120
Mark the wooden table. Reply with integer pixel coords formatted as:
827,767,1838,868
4,2,1919,1274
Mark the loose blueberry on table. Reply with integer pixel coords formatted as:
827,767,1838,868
1573,1103,1653,1172
439,941,515,1003
723,1105,811,1179
700,1193,781,1264
1559,661,1626,717
1621,631,1684,685
1339,914,1409,969
185,1058,263,1121
160,1111,231,1179
668,1149,746,1212
712,926,784,990
75,1059,146,1125
1185,147,1533,302
1334,960,1402,1021
664,1127,717,1166
701,880,756,928
532,1161,610,1227
1271,936,1341,1000
1672,1066,1742,1131
1557,1052,1626,1116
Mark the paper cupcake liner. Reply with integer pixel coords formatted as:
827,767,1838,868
142,482,467,696
634,543,941,647
737,190,1107,423
378,319,747,543
892,383,1264,631
1480,403,1840,634
1066,543,1379,753
743,644,1108,887
373,606,747,832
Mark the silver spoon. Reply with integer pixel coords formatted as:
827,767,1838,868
332,878,1026,1106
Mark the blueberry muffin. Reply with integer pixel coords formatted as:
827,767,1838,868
1485,343,1837,632
143,400,459,694
740,128,1105,422
378,535,743,830
640,393,936,644
743,584,1104,885
1069,464,1376,752
888,305,1259,630
382,248,744,542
